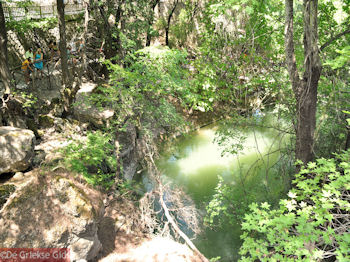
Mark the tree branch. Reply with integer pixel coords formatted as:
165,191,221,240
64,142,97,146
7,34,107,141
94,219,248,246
145,143,209,262
320,27,350,51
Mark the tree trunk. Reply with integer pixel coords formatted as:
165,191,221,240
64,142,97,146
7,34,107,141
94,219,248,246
97,0,123,60
146,0,160,47
57,0,73,117
0,1,12,96
345,127,350,151
165,0,179,46
285,0,321,165
98,2,114,59
114,1,122,57
81,0,90,70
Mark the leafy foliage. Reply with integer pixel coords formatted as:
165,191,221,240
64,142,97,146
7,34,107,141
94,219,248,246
62,131,117,189
97,46,189,131
324,46,350,70
239,150,350,261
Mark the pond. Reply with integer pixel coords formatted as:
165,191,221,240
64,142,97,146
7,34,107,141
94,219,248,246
153,115,291,261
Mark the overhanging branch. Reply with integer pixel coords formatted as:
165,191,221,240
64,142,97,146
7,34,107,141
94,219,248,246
320,28,350,51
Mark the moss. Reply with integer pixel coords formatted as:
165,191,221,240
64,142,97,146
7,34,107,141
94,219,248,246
38,115,55,128
53,176,97,219
0,184,16,209
7,183,43,209
67,181,97,219
37,130,45,137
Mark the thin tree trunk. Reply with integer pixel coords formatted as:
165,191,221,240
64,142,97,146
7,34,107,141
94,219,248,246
165,0,179,46
97,0,123,60
285,0,321,166
146,0,160,47
114,1,122,58
0,1,12,96
98,5,115,59
81,0,90,70
345,128,350,151
57,0,74,117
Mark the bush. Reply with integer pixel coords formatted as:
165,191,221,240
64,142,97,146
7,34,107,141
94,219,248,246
62,131,117,189
239,150,350,261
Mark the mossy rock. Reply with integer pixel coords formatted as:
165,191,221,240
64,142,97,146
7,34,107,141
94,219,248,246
0,184,16,210
38,115,55,128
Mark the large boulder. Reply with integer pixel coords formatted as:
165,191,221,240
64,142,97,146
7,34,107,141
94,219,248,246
0,170,104,262
0,126,35,174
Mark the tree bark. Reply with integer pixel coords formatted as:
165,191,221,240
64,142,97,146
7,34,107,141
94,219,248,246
57,0,74,117
146,0,160,47
81,0,90,70
97,0,123,59
345,127,350,151
98,3,115,59
0,1,12,96
165,0,179,46
285,0,321,165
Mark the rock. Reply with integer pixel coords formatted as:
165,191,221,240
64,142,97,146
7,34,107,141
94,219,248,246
38,114,55,128
73,83,114,127
37,129,46,137
123,161,138,181
32,150,46,167
0,171,104,262
100,237,202,262
2,99,28,129
0,127,35,174
118,124,140,181
51,99,64,117
6,116,27,129
53,117,65,132
13,172,24,180
0,184,16,210
26,119,40,139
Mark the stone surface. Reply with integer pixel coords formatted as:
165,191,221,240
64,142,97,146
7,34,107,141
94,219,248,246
0,171,104,262
13,172,24,180
119,124,140,181
73,83,114,127
32,150,46,167
99,237,202,262
38,114,55,128
0,184,16,210
0,127,35,174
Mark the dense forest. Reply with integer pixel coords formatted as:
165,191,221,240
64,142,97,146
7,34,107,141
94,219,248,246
0,0,349,261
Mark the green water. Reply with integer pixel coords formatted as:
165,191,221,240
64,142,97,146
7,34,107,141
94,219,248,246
156,117,290,261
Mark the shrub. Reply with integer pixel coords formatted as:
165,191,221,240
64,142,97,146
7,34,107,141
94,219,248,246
62,131,117,189
239,150,350,261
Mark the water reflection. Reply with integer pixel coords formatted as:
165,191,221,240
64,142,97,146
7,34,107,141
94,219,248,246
156,118,289,261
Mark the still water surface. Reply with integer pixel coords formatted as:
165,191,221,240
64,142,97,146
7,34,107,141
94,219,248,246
155,118,289,261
